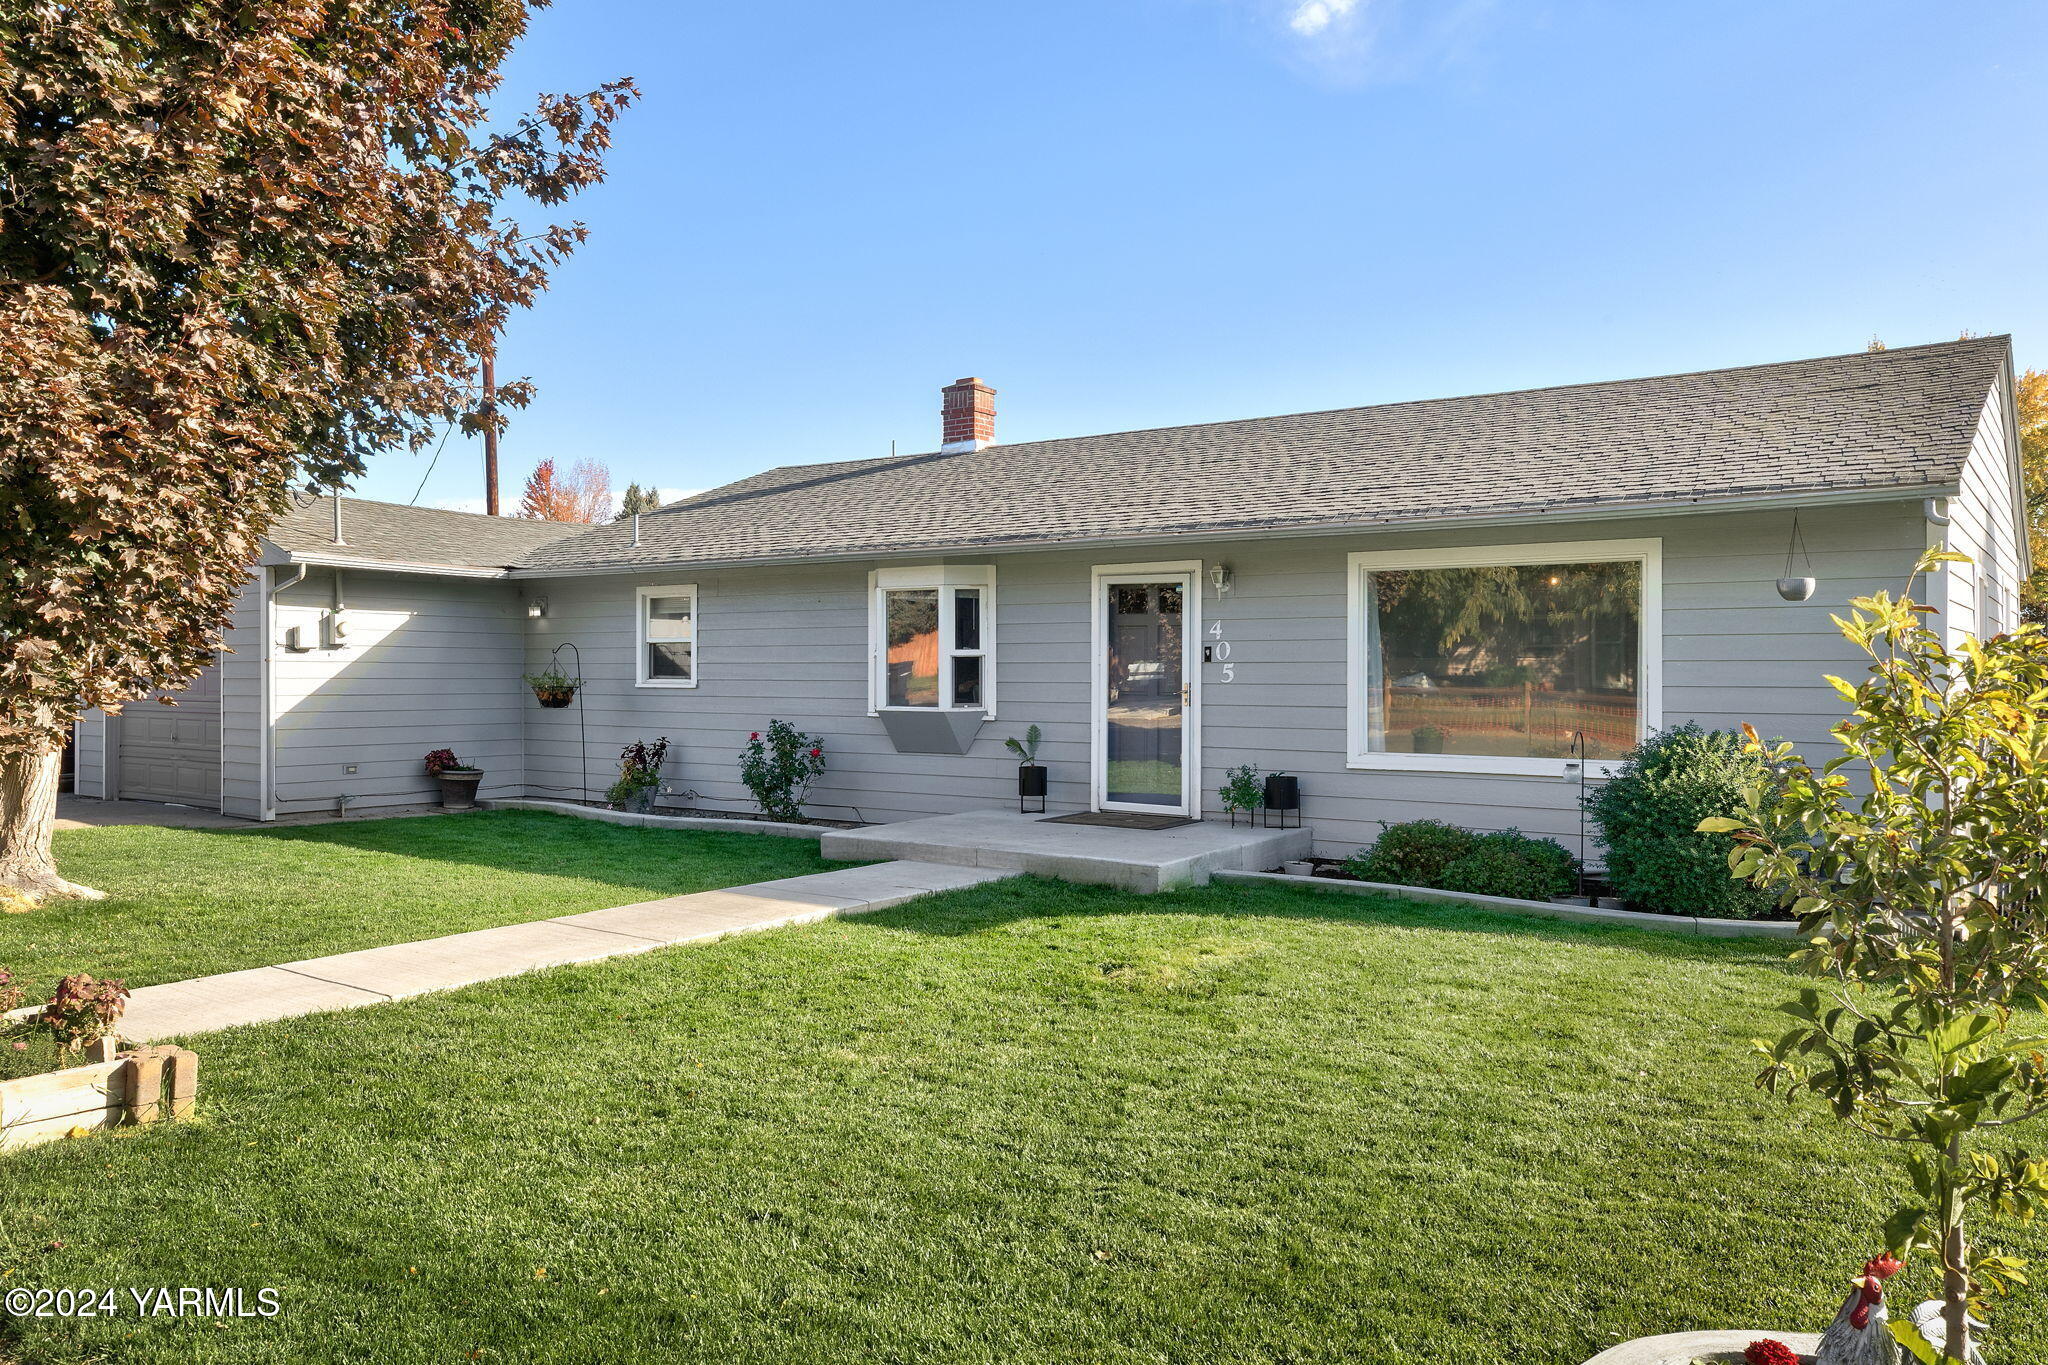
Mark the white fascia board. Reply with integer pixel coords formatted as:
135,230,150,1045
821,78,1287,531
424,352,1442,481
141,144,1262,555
506,483,1956,581
275,551,513,579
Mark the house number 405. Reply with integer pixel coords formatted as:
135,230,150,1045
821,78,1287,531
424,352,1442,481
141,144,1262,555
1207,621,1234,682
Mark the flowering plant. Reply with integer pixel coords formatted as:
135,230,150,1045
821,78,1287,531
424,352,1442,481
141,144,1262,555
739,721,825,822
422,748,470,775
1741,1340,1798,1365
39,973,129,1059
607,736,670,805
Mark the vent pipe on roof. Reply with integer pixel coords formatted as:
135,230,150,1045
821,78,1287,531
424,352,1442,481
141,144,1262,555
330,492,346,545
631,513,641,548
940,377,996,453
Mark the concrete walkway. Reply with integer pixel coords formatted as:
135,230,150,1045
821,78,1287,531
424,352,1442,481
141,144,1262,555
117,860,1013,1042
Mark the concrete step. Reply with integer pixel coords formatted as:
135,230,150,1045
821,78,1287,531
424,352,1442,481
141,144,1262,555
820,811,1310,893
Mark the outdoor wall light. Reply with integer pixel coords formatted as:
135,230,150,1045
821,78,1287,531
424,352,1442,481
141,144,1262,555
1208,564,1235,597
526,596,549,619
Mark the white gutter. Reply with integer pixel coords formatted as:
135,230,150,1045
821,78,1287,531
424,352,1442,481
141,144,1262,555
280,551,512,580
509,482,1961,580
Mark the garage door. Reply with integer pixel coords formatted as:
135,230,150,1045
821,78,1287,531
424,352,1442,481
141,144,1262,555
118,664,222,806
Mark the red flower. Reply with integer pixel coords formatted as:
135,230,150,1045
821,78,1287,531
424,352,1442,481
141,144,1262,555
1744,1340,1798,1365
809,747,822,758
749,732,759,741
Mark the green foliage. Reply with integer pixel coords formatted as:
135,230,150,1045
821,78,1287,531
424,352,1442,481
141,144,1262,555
1711,549,2048,1361
522,664,582,691
740,721,826,823
606,736,669,806
1344,820,1476,887
1586,722,1780,919
616,482,663,519
1436,830,1579,902
1004,724,1043,766
1219,763,1263,815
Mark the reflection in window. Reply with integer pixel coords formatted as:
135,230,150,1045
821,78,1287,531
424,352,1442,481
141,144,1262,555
1366,561,1639,760
884,589,939,708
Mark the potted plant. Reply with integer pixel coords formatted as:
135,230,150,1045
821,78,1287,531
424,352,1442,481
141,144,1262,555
606,736,670,814
1262,770,1300,827
523,664,582,708
1411,722,1451,754
1219,762,1262,827
1005,725,1047,813
423,748,483,809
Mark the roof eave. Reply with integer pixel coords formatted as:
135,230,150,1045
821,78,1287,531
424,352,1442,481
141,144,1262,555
509,481,1958,579
269,548,516,579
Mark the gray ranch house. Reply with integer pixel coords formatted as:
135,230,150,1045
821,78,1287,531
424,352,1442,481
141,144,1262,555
73,337,2027,858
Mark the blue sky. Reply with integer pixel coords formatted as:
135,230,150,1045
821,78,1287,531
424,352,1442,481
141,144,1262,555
356,0,2048,512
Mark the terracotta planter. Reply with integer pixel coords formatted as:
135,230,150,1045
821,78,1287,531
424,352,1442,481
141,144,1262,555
435,769,483,809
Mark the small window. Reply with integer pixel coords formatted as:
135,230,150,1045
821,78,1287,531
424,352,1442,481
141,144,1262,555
636,585,698,688
870,568,993,713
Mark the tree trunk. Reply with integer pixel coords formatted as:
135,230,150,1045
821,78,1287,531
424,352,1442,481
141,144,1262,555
0,744,103,901
1943,1216,1972,1364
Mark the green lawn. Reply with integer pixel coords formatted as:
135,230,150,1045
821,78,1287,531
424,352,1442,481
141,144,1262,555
6,810,844,989
5,876,2039,1364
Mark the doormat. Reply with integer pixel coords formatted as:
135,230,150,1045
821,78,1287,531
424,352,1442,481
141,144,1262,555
1040,812,1199,831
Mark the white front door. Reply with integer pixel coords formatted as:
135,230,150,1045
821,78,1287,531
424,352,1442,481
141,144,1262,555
1092,564,1200,816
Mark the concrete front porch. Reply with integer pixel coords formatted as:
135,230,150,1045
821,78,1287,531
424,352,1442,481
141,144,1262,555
819,811,1311,893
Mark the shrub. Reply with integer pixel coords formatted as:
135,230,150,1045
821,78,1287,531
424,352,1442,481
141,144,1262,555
1344,820,1476,886
740,721,825,822
606,736,670,806
422,748,465,775
1586,722,1780,918
40,973,128,1059
1436,829,1578,901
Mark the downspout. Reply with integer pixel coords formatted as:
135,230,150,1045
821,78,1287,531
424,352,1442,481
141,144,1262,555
261,562,308,822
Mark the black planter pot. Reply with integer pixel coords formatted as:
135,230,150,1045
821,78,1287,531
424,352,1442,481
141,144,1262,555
435,769,483,810
1262,773,1300,829
1018,763,1047,814
533,687,576,709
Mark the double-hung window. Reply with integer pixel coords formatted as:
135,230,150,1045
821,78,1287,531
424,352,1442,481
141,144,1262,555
635,584,698,688
869,566,994,714
1346,539,1660,776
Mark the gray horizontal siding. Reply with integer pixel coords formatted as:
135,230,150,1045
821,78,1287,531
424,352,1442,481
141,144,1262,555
269,569,525,816
516,497,1975,856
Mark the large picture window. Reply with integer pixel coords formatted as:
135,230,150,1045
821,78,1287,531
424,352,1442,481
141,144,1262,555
870,566,994,713
635,584,697,688
1346,540,1659,775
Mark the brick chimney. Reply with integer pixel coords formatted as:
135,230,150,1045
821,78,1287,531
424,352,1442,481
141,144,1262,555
940,377,996,453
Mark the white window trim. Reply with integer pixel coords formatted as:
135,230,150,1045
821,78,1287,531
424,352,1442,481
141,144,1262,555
1344,538,1661,777
867,565,996,717
635,583,699,689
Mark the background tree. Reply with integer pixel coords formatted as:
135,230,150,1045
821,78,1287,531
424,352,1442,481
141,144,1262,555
518,457,610,522
1710,550,2048,1364
616,482,663,519
0,1,633,898
2016,366,2048,623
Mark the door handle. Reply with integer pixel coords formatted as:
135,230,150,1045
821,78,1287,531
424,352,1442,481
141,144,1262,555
1181,684,1190,707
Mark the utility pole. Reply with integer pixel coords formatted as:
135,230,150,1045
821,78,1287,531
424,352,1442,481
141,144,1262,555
480,354,500,516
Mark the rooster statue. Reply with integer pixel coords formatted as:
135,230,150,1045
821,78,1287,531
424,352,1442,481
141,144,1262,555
1815,1255,1903,1365
1813,1255,1991,1365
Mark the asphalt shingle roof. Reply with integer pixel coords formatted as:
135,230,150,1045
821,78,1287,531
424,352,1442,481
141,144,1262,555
305,338,2005,576
264,496,590,571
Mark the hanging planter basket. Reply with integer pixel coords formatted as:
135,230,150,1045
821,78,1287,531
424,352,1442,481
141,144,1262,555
523,668,583,709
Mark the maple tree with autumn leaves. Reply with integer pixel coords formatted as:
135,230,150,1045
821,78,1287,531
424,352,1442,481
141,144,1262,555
519,457,612,523
0,1,632,897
